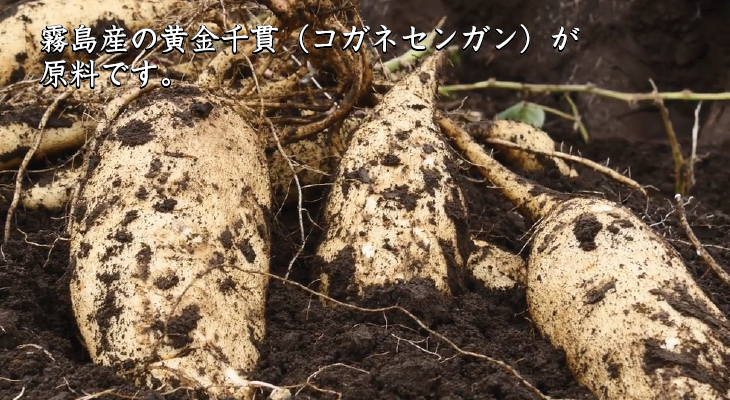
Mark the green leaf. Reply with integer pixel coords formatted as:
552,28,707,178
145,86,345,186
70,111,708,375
495,101,545,129
445,45,461,66
383,28,439,73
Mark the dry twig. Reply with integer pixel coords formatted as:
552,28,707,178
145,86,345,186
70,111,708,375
674,195,730,288
562,93,589,143
439,78,730,102
650,79,687,195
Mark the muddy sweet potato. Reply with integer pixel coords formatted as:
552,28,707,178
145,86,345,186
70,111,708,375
467,239,525,290
440,115,730,400
68,86,272,398
0,0,184,86
471,119,577,177
316,54,469,299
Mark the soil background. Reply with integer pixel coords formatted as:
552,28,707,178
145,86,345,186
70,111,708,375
2,0,730,399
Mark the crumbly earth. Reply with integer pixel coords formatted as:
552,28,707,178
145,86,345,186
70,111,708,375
2,0,730,399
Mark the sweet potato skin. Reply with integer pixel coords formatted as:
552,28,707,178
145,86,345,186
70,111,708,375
527,197,730,399
438,103,730,399
480,119,577,177
0,0,184,85
68,87,271,398
316,55,470,298
468,239,525,290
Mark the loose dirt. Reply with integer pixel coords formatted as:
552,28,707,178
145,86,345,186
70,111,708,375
2,0,730,398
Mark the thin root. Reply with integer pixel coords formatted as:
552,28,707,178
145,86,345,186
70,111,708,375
242,48,307,280
258,271,553,400
296,363,369,399
481,138,647,196
4,90,72,244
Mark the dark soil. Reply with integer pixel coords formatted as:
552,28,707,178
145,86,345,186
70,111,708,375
3,0,730,399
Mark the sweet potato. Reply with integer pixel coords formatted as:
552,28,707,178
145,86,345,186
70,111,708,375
14,166,81,210
267,113,362,206
467,239,525,290
68,86,272,398
1,73,334,210
0,0,184,86
267,128,340,205
0,69,136,170
0,98,92,170
316,54,469,299
440,116,730,399
470,119,577,177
